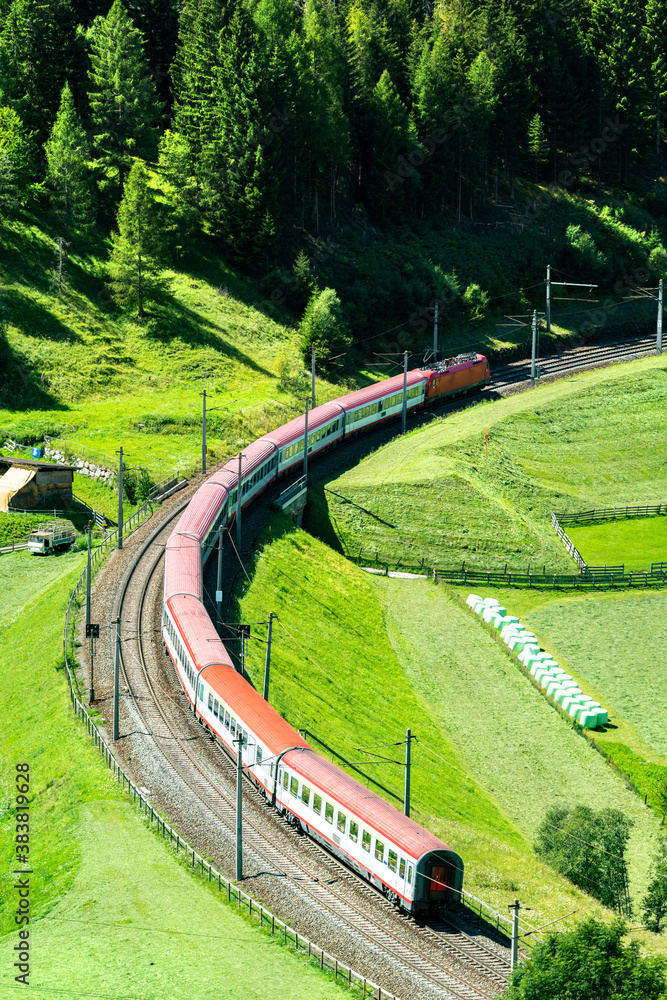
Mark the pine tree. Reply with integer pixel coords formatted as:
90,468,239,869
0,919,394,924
367,69,416,219
0,103,33,209
45,83,93,235
527,112,549,178
0,0,77,145
108,160,165,319
88,0,161,201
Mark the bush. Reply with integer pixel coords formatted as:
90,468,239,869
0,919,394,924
501,918,667,1000
641,840,667,933
122,467,153,505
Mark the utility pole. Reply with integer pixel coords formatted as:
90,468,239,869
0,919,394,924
402,351,408,434
658,278,663,356
236,453,243,554
263,612,275,701
311,344,316,409
303,397,310,485
117,446,123,550
433,302,438,362
404,728,413,817
546,265,598,334
235,733,245,881
86,520,92,628
113,616,121,741
201,389,207,475
510,899,520,970
546,265,551,333
531,310,538,388
216,526,224,635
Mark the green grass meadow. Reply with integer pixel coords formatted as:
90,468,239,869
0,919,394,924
568,516,667,570
306,356,667,572
0,553,349,999
238,519,666,942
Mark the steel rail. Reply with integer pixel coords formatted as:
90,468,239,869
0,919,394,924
111,517,507,1000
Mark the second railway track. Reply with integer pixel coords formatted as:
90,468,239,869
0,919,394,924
103,502,510,1000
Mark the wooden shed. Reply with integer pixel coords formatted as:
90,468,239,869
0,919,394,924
0,459,75,512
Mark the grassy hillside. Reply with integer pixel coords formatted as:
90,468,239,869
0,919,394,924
0,208,347,474
306,356,667,572
237,518,665,939
0,552,349,999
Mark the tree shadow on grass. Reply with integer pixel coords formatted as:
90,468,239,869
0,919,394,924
0,338,67,410
144,287,275,377
3,288,84,343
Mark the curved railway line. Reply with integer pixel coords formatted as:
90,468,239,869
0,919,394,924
108,500,510,1000
87,329,660,1000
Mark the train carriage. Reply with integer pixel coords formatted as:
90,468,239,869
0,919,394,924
160,358,490,912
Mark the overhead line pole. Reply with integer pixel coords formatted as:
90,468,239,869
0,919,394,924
402,351,408,434
117,446,123,550
263,612,275,701
113,615,121,741
216,526,224,635
404,728,413,817
201,389,207,475
303,397,310,485
546,265,598,333
235,733,245,881
236,453,243,554
311,344,316,409
531,310,538,388
658,279,663,356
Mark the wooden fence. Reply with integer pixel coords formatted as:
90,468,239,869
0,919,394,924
551,513,587,570
555,503,667,525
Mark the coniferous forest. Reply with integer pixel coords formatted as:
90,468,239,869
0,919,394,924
3,0,667,361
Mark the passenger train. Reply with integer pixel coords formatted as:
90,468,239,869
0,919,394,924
162,352,490,912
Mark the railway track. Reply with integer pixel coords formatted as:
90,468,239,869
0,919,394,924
107,504,509,1000
487,331,657,390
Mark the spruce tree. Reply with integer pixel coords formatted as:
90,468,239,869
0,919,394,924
527,112,549,178
45,83,93,235
88,0,161,201
108,160,165,319
0,103,33,209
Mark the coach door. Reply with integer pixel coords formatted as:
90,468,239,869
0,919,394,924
426,864,449,905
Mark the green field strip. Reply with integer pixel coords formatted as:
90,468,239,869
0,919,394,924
567,517,667,571
311,357,667,573
372,577,663,925
450,582,667,811
0,555,352,998
236,519,667,938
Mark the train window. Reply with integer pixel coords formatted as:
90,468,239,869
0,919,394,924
290,776,299,797
283,771,289,790
224,710,230,727
388,850,397,873
256,746,262,765
312,794,322,814
270,763,274,778
399,858,406,879
354,411,359,422
199,683,204,702
407,865,413,884
325,802,334,824
316,429,321,441
371,403,377,414
364,406,370,417
299,440,303,451
378,399,383,410
337,811,346,834
397,393,402,404
230,718,237,737
208,693,213,711
302,785,310,806
391,395,396,406
346,414,351,425
375,839,385,862
242,728,248,745
362,830,371,852
349,822,358,843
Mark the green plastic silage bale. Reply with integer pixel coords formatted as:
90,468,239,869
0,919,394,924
578,710,598,729
595,709,608,726
466,593,483,608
